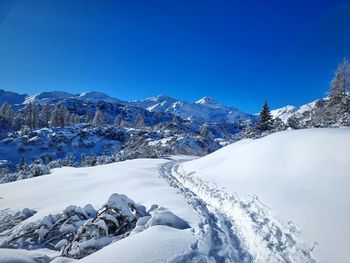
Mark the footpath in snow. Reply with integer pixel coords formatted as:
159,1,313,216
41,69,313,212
160,160,315,263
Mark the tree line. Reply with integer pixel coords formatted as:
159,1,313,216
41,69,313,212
257,59,350,131
0,102,147,131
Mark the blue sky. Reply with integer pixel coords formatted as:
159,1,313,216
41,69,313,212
0,0,349,113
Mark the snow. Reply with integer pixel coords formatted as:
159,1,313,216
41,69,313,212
81,226,195,263
0,158,200,261
1,126,348,262
271,99,319,123
24,91,123,105
0,248,52,263
25,91,74,104
131,95,255,123
182,128,350,263
271,105,297,122
145,207,191,229
77,91,123,104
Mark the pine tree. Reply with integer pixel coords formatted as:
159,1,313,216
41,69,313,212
330,59,349,99
259,100,273,131
92,109,104,126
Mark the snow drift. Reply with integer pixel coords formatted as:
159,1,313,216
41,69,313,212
182,128,350,263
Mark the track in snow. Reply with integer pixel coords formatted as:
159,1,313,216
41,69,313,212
159,160,316,263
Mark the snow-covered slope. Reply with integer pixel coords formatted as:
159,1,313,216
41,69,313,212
0,155,317,262
131,95,256,123
0,158,200,262
77,91,123,103
182,128,350,263
0,89,27,105
24,91,124,104
270,105,298,123
25,91,75,104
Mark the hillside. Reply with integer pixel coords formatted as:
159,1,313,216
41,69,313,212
182,128,350,263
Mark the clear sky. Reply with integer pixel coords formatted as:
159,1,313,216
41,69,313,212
0,0,349,113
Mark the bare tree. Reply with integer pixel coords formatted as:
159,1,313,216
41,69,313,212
92,108,104,126
0,102,12,129
330,59,350,99
24,102,39,129
39,103,51,127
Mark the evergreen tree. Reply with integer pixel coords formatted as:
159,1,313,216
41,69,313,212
259,100,273,131
330,59,349,99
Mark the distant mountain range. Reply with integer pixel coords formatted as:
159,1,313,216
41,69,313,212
0,90,256,124
1,89,348,128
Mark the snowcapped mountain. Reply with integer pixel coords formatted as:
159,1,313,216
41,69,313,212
271,95,350,128
1,89,255,124
130,95,256,123
24,91,124,104
78,91,124,103
271,100,317,123
271,105,298,123
25,91,75,104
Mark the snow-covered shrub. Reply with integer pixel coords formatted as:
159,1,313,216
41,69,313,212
0,208,36,233
62,193,144,259
27,160,50,177
0,205,95,249
0,193,192,260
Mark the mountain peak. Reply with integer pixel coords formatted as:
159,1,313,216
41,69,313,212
195,96,220,106
145,95,176,102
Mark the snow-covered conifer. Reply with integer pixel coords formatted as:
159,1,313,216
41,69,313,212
259,100,273,131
